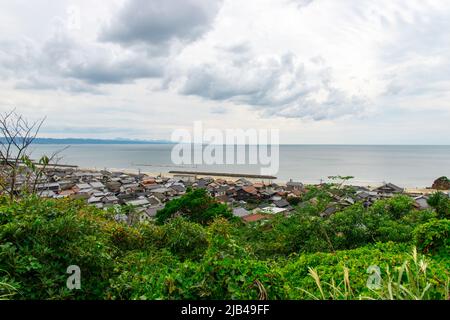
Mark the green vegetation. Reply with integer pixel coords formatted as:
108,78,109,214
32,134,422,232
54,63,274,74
427,191,450,218
156,188,233,225
0,186,449,300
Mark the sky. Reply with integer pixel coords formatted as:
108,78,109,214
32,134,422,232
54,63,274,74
0,0,449,144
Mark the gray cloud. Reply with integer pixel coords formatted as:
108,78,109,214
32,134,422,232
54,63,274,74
0,0,224,92
101,0,223,54
210,106,228,114
0,33,164,92
176,52,369,120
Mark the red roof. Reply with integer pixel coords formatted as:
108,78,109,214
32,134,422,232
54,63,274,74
242,214,270,222
242,186,258,194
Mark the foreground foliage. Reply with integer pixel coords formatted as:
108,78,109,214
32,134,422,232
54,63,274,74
0,191,448,300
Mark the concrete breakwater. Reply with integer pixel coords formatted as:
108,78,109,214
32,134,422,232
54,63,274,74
169,170,277,180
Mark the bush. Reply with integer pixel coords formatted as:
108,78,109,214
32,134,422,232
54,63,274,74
427,192,450,218
282,243,449,300
0,194,449,300
0,196,118,299
414,219,450,254
161,217,208,261
156,189,233,225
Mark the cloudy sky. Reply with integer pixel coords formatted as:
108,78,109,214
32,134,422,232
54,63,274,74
0,0,449,144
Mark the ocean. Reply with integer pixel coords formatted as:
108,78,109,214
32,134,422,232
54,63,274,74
28,144,450,188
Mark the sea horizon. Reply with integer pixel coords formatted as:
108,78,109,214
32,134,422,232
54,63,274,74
28,143,450,188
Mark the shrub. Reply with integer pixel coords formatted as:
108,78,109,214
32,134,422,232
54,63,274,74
161,217,208,261
0,196,118,299
427,192,450,219
156,189,233,225
299,247,449,300
414,219,450,254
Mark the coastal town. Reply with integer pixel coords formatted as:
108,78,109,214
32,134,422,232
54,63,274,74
25,166,450,225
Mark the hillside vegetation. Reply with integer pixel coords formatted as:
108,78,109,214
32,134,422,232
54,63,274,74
0,187,449,300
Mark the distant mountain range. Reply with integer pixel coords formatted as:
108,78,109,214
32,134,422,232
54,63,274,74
26,138,174,145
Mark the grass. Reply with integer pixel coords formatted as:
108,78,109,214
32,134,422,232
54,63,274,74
0,282,17,300
300,247,449,300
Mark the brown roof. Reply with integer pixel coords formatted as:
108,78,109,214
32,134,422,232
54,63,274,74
242,214,270,222
142,178,156,185
215,195,229,203
289,189,302,196
60,189,75,196
242,186,258,194
253,182,265,189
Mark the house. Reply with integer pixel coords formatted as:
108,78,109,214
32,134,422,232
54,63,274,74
258,206,289,215
70,193,90,200
288,189,302,197
212,186,229,198
320,205,339,218
121,183,140,192
87,196,103,204
235,186,259,201
261,188,277,197
232,207,250,218
120,177,135,185
286,180,304,191
273,199,290,208
413,196,430,210
341,197,355,206
102,195,119,205
74,171,96,180
270,195,282,202
36,182,61,192
59,180,75,191
215,194,230,203
195,179,210,189
151,187,176,202
253,182,265,189
117,193,136,202
355,191,370,201
89,181,105,189
268,182,280,189
170,184,186,194
373,183,403,195
173,174,196,183
235,178,253,186
125,198,150,207
242,214,271,223
39,190,56,198
141,205,165,220
59,189,76,197
106,181,121,192
142,177,156,186
74,183,91,192
147,195,162,207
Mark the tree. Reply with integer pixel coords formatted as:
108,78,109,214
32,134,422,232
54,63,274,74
327,175,354,189
156,188,233,225
0,109,64,200
427,192,450,219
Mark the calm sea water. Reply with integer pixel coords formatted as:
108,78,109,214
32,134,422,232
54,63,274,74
28,144,450,188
